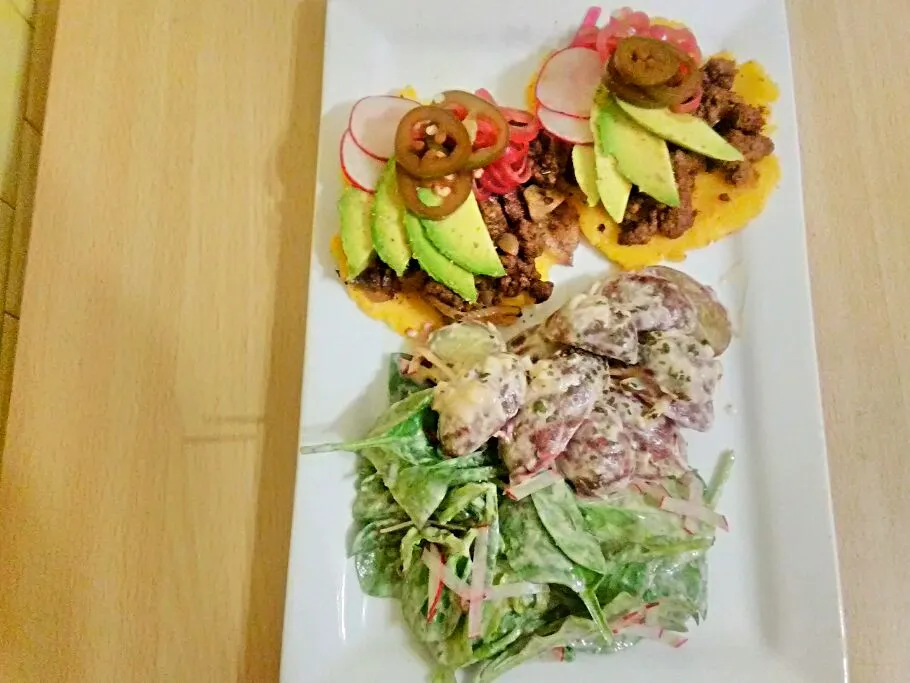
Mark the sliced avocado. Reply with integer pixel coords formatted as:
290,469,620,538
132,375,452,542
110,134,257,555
615,99,745,162
418,189,505,277
597,96,680,208
594,153,632,224
572,146,600,208
404,212,478,303
371,160,411,276
590,95,632,223
337,186,375,280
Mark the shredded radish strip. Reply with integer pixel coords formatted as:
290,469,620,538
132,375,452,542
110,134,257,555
505,469,563,501
483,582,545,601
622,625,689,648
620,609,644,624
682,474,705,534
403,345,456,384
643,601,662,627
426,553,444,623
467,527,490,638
631,480,670,501
422,548,471,599
659,496,730,532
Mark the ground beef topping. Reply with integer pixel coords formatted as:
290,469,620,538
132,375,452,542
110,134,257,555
353,133,580,316
617,57,776,245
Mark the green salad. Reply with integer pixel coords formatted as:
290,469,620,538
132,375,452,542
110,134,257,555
304,351,733,683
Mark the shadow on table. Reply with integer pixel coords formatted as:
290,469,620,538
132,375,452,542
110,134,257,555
239,1,327,681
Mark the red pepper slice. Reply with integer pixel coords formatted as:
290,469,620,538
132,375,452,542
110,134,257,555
441,90,510,170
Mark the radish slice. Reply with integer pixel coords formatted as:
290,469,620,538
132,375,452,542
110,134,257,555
659,496,730,532
630,480,671,501
537,106,594,145
505,469,563,501
426,548,444,623
348,95,420,160
623,625,689,648
467,526,490,639
682,473,705,534
535,47,603,118
422,547,471,598
340,130,386,193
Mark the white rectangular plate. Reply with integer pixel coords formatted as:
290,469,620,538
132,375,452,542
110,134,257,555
282,1,847,681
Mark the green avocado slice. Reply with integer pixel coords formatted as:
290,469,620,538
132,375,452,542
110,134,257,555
597,96,680,208
572,145,600,208
404,212,478,303
371,160,412,276
337,186,375,280
590,94,632,223
419,190,505,277
615,98,745,162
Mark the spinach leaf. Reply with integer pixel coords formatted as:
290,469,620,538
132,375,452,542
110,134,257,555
436,483,490,524
531,480,608,574
388,353,429,402
476,616,599,683
579,490,714,554
389,465,453,528
596,549,708,625
447,466,500,486
401,558,464,644
471,592,551,664
426,621,475,672
421,526,476,558
429,667,457,683
499,500,611,643
386,454,500,530
560,592,647,656
500,499,585,591
300,389,437,465
352,465,400,523
353,523,405,598
351,519,406,557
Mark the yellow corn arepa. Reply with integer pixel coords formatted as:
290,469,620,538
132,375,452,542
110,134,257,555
330,235,557,337
330,235,444,335
331,87,566,336
579,60,781,269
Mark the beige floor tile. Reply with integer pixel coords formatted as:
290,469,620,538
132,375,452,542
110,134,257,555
5,121,39,317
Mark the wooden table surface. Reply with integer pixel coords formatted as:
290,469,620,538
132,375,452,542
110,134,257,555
0,0,907,681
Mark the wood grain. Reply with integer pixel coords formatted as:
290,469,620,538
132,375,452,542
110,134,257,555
0,0,906,681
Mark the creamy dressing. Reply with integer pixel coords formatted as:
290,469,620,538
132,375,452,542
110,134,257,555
543,293,639,364
434,352,528,456
640,329,721,404
500,353,606,476
601,272,698,334
433,266,729,498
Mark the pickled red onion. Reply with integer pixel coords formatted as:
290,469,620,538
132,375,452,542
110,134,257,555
671,85,703,114
570,6,602,48
469,94,539,198
500,108,540,145
589,8,703,64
